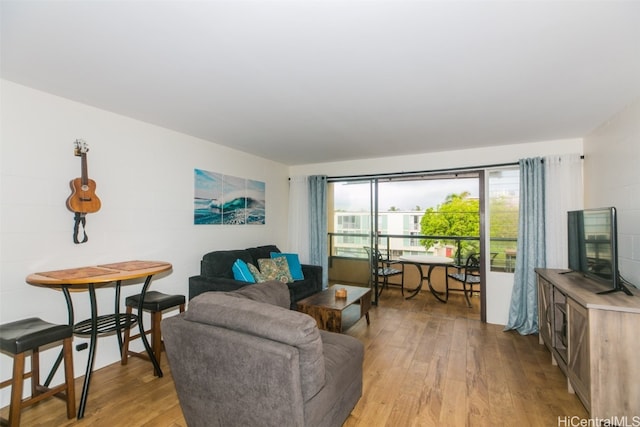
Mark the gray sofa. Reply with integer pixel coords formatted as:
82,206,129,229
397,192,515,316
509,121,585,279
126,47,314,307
188,245,322,309
162,281,364,427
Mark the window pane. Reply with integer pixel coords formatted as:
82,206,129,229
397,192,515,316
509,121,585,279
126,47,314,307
330,176,479,259
331,181,371,257
489,168,519,272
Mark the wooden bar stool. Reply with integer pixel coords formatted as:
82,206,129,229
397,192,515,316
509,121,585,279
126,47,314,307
121,291,185,375
0,317,76,427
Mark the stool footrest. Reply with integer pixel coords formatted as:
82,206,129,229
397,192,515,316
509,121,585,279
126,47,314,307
74,313,138,336
21,383,68,408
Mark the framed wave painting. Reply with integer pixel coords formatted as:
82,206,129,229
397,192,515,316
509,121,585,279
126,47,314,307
194,168,266,225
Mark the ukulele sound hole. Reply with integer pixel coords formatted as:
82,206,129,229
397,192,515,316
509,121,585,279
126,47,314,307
81,185,89,191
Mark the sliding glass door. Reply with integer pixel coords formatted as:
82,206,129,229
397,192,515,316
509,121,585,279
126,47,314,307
328,165,520,322
329,173,482,306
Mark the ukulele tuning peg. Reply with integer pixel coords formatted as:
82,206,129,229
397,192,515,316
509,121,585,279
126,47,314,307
74,139,89,153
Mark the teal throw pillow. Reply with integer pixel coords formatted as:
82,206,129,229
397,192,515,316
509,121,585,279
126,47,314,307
232,259,255,283
271,252,304,281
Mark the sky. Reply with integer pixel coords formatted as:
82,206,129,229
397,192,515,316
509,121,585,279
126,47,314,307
333,178,479,212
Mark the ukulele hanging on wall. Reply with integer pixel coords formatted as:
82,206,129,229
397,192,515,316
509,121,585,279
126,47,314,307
66,139,101,243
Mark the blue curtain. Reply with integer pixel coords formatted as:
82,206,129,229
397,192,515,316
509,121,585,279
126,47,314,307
505,157,546,335
309,175,328,288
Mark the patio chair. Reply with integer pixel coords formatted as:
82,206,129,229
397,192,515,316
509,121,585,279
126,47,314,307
445,253,481,307
364,246,404,297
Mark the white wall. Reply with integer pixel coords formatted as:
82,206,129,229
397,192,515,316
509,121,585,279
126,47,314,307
584,97,640,289
291,138,584,325
0,80,291,406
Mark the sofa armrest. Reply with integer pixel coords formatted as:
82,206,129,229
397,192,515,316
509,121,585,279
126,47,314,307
300,264,323,292
189,275,249,300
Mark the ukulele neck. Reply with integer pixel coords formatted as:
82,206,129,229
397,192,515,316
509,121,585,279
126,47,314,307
81,152,89,186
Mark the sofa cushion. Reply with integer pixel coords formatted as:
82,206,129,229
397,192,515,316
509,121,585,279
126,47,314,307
271,252,305,281
305,330,364,426
247,245,280,262
186,290,326,401
232,281,291,309
202,249,253,279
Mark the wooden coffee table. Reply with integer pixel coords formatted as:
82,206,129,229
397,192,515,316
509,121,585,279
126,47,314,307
297,285,371,333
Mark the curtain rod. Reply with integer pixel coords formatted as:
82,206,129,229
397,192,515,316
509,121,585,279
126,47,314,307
325,161,518,182
325,155,584,182
288,155,584,181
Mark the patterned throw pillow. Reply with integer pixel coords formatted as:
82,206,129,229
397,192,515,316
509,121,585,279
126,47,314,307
247,263,266,282
257,258,292,283
271,252,304,281
272,256,293,283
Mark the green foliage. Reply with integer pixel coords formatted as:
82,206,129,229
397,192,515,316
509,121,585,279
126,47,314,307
488,195,519,268
420,192,480,256
489,195,518,238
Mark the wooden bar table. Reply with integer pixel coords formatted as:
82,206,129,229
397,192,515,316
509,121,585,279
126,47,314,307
26,260,172,419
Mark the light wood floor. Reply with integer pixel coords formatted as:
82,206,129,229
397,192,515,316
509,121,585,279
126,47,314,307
1,287,587,426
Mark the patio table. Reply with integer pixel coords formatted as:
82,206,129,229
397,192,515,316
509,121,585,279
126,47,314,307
398,255,454,301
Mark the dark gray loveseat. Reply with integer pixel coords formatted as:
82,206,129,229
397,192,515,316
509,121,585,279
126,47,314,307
163,281,364,427
188,245,322,309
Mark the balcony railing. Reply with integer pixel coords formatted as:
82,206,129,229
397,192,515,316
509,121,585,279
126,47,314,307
328,232,517,272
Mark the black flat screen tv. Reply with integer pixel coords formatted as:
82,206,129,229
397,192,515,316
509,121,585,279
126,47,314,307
567,207,632,295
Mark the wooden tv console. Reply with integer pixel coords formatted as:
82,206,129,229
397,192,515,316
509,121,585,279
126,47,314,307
535,269,640,419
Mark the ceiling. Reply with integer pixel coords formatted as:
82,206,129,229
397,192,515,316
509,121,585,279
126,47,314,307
2,1,639,165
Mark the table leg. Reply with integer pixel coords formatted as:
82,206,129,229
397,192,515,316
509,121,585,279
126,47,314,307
403,262,424,299
404,263,447,303
44,286,75,387
426,265,447,303
137,275,163,377
78,284,99,419
115,280,123,353
360,294,371,325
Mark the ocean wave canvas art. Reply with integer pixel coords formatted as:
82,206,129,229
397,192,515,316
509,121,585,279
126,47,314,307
194,168,266,225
